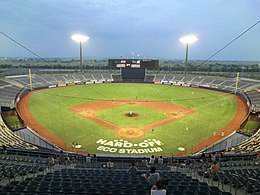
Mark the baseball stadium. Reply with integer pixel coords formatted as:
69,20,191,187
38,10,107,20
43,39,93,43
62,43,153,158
0,1,260,194
1,60,260,194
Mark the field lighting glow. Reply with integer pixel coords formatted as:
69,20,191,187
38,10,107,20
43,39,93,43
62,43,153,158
71,34,89,43
179,35,198,44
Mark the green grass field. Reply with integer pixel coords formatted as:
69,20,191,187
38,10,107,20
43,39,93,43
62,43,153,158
28,83,238,155
95,105,167,127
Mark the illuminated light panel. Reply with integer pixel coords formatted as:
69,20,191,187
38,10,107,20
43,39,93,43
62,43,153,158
179,35,198,44
71,34,89,43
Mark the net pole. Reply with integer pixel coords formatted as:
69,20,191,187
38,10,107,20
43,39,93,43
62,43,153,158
235,72,240,95
28,69,33,91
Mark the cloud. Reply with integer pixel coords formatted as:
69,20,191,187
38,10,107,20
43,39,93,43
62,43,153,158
0,0,259,60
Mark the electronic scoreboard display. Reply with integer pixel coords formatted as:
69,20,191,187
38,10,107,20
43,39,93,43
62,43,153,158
108,59,159,69
115,60,141,68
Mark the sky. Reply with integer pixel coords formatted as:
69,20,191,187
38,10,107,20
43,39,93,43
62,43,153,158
0,0,259,61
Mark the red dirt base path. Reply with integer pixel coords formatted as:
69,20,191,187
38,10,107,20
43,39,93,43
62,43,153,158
68,99,194,139
16,91,249,155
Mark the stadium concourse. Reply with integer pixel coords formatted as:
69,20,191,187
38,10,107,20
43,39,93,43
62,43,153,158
0,72,260,194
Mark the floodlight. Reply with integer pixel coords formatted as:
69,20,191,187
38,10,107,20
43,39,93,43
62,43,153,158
71,34,89,43
179,35,198,44
179,35,198,74
71,34,89,72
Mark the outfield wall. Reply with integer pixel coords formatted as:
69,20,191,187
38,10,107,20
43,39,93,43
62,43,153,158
202,131,249,153
14,127,59,151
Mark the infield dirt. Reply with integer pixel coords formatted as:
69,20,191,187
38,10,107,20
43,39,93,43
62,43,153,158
68,99,194,139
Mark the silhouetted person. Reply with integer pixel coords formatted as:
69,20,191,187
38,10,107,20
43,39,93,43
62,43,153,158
151,179,167,195
128,162,139,175
86,154,91,162
149,155,155,164
201,152,206,162
158,156,163,164
210,161,220,173
141,157,149,167
48,156,55,167
147,167,160,187
59,150,66,165
106,159,114,169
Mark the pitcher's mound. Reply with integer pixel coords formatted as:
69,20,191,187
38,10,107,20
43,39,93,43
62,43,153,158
117,127,145,138
124,112,139,118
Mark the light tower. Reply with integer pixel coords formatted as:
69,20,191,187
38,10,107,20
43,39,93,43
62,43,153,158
179,35,198,74
71,34,89,72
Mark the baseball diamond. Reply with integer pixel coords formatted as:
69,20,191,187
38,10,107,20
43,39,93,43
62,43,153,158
16,83,249,155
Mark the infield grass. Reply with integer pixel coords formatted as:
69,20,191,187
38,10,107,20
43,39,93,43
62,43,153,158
28,83,238,155
95,105,167,127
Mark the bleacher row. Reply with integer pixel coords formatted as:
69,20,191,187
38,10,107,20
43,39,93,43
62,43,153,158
6,169,234,195
0,80,22,108
0,162,45,181
194,156,260,194
226,129,260,153
0,160,234,195
0,141,259,194
7,74,113,89
2,150,259,195
1,74,260,110
153,74,259,91
0,116,37,150
220,168,260,193
111,74,122,82
4,73,259,91
246,90,260,112
153,74,260,112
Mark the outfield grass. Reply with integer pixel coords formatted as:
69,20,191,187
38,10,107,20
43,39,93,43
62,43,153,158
28,83,238,155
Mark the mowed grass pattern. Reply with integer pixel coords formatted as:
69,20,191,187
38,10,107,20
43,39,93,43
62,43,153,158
28,83,238,155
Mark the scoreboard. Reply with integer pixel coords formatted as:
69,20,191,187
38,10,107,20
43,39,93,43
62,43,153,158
115,59,141,68
108,59,159,69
